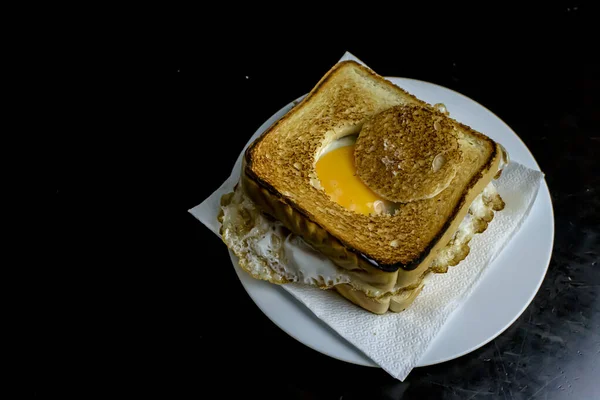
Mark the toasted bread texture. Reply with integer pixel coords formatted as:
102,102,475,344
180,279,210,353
355,104,461,202
245,60,502,272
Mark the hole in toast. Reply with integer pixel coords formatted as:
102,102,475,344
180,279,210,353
314,135,394,216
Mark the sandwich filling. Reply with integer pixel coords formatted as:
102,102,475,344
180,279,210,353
220,178,502,297
315,135,392,215
220,185,352,287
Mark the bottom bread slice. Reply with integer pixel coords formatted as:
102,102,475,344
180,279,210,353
335,282,426,314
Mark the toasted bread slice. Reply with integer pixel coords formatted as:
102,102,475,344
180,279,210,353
244,60,503,273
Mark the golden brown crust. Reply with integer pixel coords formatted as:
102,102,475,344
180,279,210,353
226,167,505,313
334,186,505,313
241,166,399,292
355,105,461,202
244,60,502,271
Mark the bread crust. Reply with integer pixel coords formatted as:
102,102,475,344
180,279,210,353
224,175,505,314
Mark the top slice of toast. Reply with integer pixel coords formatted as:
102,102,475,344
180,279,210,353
244,61,503,271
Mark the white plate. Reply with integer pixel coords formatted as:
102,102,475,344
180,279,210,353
228,77,554,367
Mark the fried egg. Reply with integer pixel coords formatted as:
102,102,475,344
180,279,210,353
315,137,389,215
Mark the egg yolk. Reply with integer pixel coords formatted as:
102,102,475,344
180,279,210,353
315,144,386,215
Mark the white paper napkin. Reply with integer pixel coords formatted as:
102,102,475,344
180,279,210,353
189,53,544,381
277,163,542,380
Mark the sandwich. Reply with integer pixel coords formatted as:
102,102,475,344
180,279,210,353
218,60,509,314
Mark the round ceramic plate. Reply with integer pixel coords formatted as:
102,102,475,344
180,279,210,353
227,77,554,367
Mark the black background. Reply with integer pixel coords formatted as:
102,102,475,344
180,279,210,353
44,3,599,398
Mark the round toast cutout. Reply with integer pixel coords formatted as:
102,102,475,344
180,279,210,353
354,105,461,202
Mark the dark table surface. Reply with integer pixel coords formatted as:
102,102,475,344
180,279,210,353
48,5,598,399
